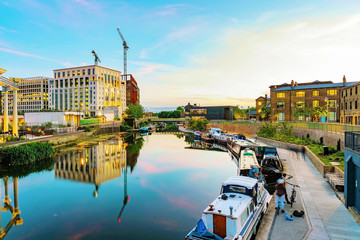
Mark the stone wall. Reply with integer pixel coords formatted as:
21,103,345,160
292,128,344,151
210,123,259,137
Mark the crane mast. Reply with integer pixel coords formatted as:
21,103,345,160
116,27,129,77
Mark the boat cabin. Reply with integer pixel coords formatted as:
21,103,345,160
228,139,260,161
209,128,222,135
238,148,260,176
201,177,263,239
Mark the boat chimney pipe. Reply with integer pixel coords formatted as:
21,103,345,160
229,206,233,216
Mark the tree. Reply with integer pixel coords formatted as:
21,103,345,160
312,106,327,121
176,106,184,112
125,104,144,119
233,107,247,120
259,107,271,121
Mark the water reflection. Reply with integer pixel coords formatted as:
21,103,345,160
185,134,227,152
0,177,23,240
54,136,127,197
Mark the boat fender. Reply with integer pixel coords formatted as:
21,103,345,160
284,213,293,221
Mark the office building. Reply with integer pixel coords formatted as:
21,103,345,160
184,103,235,120
122,74,140,105
49,65,126,117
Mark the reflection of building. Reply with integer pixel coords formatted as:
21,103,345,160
54,138,127,196
50,65,126,117
1,77,49,113
184,103,235,120
122,74,140,105
0,177,23,239
270,77,355,122
24,111,82,126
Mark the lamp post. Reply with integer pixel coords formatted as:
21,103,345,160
325,97,328,123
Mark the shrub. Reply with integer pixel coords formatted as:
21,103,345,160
0,142,55,165
258,123,277,138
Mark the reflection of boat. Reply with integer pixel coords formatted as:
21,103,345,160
185,176,271,240
140,127,149,132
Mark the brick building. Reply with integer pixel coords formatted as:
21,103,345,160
122,74,140,105
339,81,360,124
270,77,354,122
255,94,270,121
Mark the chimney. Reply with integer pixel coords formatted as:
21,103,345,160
343,75,346,85
291,80,295,88
265,94,268,99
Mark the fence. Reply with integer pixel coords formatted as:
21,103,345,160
345,131,360,152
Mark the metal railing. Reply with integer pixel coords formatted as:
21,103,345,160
345,131,360,152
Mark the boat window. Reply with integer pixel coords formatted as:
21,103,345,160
244,152,253,156
249,202,254,214
241,208,250,226
223,185,247,194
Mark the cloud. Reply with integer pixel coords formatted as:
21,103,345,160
0,26,18,33
130,61,178,77
140,24,200,59
154,4,186,16
0,47,74,67
139,13,360,107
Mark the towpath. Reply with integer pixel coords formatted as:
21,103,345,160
257,147,360,240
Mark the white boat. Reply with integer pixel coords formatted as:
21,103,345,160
213,133,234,145
209,128,222,135
185,176,272,240
238,148,260,176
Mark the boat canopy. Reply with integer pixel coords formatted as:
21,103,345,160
222,176,257,189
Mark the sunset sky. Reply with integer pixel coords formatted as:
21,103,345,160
1,0,360,110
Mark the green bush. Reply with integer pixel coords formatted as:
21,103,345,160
188,119,209,131
165,123,179,131
0,142,55,165
258,123,277,138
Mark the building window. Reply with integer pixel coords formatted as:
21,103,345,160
313,100,319,108
313,90,319,96
62,72,65,77
296,91,305,97
327,89,337,96
341,103,343,110
350,102,352,110
345,102,347,110
277,102,285,109
356,87,358,95
278,112,285,121
328,112,336,121
298,115,304,121
350,88,353,96
277,93,285,98
258,102,262,106
356,101,358,110
328,100,336,108
296,101,305,108
88,69,91,75
72,71,75,76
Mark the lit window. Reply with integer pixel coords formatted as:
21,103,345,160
313,100,319,108
296,101,305,108
296,91,305,97
313,91,319,96
277,93,285,98
328,100,336,108
258,102,262,106
328,112,336,121
277,102,285,109
327,89,337,96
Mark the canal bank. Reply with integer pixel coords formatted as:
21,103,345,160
255,139,360,240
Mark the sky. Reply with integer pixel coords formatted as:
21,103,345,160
1,0,360,111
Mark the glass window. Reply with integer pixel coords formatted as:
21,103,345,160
328,112,336,121
278,112,285,121
356,87,358,95
356,101,358,110
277,93,285,98
327,89,337,96
350,88,353,96
88,69,91,75
296,91,305,97
277,102,285,109
296,101,305,108
313,90,319,96
350,102,352,110
241,208,249,226
258,102,262,106
328,100,336,108
313,100,319,108
62,72,65,77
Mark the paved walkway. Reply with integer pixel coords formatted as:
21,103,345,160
278,148,360,240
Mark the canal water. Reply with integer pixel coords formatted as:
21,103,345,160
0,133,237,240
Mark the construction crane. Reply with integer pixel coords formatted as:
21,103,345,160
92,50,101,65
116,26,129,76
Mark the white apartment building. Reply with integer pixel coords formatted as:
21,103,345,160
1,76,49,113
49,65,126,117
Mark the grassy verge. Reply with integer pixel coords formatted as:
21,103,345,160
258,123,344,171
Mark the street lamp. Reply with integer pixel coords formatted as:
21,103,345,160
325,97,328,123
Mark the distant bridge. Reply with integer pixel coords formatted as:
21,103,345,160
136,118,187,124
